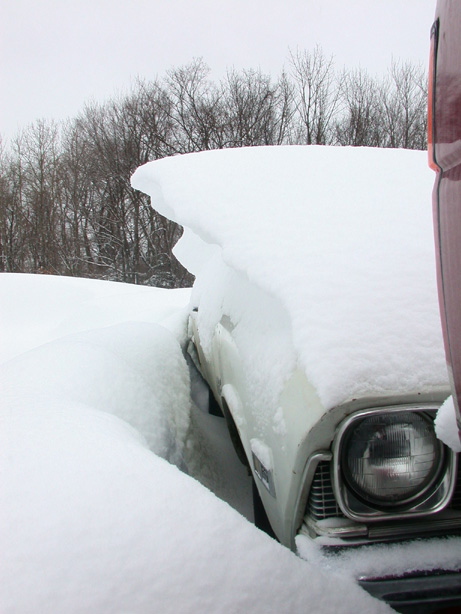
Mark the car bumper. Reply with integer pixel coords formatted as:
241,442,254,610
359,570,461,614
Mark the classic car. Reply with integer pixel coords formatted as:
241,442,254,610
132,142,461,612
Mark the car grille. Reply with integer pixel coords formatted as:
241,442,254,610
306,460,344,520
307,456,461,522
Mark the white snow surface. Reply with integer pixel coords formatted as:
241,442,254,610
132,145,448,409
435,396,461,452
297,533,461,580
250,438,273,469
0,273,391,613
0,273,190,365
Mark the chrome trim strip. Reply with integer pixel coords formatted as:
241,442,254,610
291,451,332,548
358,571,461,610
301,516,368,540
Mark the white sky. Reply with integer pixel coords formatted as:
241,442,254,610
1,0,436,141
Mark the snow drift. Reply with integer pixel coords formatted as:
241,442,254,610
132,145,448,409
0,274,390,613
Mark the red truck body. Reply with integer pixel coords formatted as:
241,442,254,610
430,0,461,437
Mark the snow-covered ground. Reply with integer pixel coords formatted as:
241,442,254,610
0,273,391,613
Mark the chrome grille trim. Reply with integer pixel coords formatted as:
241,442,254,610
306,460,344,520
303,452,461,542
307,455,461,522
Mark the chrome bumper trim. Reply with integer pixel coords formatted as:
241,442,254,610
359,570,461,613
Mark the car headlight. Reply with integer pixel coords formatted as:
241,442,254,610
342,412,444,507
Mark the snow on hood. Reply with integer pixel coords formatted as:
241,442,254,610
132,145,448,409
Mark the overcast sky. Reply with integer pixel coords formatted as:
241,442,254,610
1,0,436,141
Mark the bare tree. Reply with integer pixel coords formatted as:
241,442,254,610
289,46,341,144
58,120,100,276
131,78,176,161
166,59,224,152
16,120,62,273
72,94,192,286
378,60,428,149
0,51,429,288
0,137,23,271
221,68,289,147
335,68,383,147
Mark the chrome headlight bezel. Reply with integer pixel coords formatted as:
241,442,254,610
332,406,458,522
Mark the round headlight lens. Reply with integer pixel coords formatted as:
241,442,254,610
343,412,443,506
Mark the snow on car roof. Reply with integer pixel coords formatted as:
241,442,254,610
132,145,448,408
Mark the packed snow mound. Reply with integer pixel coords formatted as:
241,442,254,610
0,406,391,614
0,273,191,364
0,274,192,464
0,274,391,613
132,145,448,408
2,322,191,464
435,396,461,451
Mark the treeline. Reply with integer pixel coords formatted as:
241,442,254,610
0,49,428,287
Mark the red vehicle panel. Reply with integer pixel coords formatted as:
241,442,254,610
430,0,461,436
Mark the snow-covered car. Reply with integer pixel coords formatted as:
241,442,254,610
132,145,461,612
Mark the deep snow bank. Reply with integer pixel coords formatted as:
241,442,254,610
132,146,448,409
0,274,391,613
0,405,391,614
0,273,191,364
1,274,192,463
2,321,191,464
